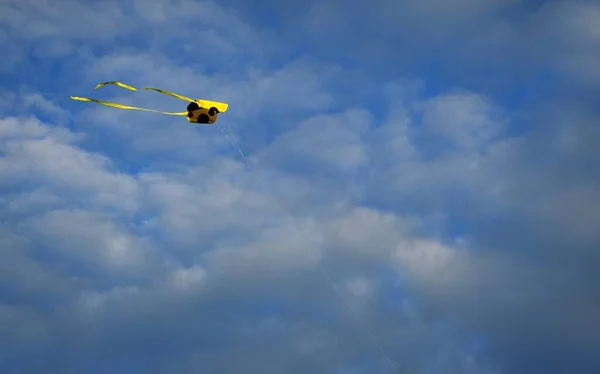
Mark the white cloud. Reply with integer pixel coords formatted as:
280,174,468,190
418,91,504,151
20,209,158,276
392,238,466,292
344,276,373,298
168,265,207,290
3,1,600,373
206,218,325,286
0,0,130,67
0,80,571,374
20,92,70,120
139,160,275,248
0,116,140,213
325,206,411,259
257,109,371,172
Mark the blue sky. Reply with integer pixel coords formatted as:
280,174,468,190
1,0,600,373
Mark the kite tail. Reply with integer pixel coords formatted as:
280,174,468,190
94,81,139,91
93,81,195,103
74,80,228,114
141,86,228,113
69,96,187,116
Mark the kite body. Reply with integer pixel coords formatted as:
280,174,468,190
187,101,219,124
70,81,228,125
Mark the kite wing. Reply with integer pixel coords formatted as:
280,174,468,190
196,99,228,113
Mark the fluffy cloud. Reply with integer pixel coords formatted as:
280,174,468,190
1,1,599,374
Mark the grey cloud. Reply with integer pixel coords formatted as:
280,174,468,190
20,209,159,275
0,116,139,214
255,108,372,177
0,225,89,300
529,1,600,87
0,111,491,373
331,70,600,373
3,1,600,373
417,91,504,152
4,72,599,374
139,160,277,250
216,0,599,94
382,98,600,374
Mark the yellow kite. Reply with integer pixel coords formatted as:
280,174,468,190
70,81,228,124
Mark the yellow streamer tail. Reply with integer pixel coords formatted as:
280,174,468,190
69,96,187,116
143,87,228,113
143,87,195,103
73,80,229,116
93,81,139,91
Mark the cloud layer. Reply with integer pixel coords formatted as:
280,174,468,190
1,1,599,373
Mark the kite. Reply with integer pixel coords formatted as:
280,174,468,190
70,81,228,124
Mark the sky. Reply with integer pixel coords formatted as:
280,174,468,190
1,0,599,373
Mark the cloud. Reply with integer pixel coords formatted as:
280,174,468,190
256,109,372,175
0,116,139,214
2,0,600,373
417,91,504,151
21,209,154,273
0,107,490,373
532,1,600,87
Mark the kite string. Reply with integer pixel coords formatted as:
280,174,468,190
215,122,401,374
